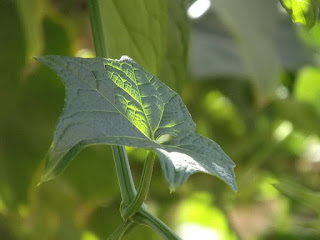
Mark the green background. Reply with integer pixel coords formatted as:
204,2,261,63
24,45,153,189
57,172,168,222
1,0,320,239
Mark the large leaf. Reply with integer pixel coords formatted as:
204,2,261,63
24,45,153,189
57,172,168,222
213,0,281,107
159,0,189,92
190,11,311,79
98,0,167,75
274,177,320,214
280,0,320,29
35,55,237,191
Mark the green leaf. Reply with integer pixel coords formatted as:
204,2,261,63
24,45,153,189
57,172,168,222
190,9,311,79
274,177,320,214
159,0,189,92
280,0,320,29
213,0,281,107
35,55,237,191
93,0,189,92
294,66,320,113
97,0,168,75
157,132,236,191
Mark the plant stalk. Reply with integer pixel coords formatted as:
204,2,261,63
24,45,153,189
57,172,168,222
88,0,108,58
121,151,156,219
134,209,182,240
111,146,137,208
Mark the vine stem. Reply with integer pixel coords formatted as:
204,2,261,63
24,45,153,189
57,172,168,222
111,146,137,209
88,1,181,239
134,209,182,240
121,151,155,219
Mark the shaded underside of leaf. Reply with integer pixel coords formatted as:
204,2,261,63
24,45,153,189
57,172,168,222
213,0,281,107
157,132,236,191
35,55,236,191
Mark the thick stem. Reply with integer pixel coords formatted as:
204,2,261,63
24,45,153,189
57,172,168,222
121,151,156,219
111,146,137,208
88,0,108,58
134,209,182,240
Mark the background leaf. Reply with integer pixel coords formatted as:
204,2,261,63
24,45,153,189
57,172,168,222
190,10,311,79
213,0,281,107
97,0,167,76
280,0,320,29
159,0,189,92
294,66,320,113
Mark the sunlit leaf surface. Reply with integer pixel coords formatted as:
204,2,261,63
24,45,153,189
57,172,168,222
281,0,320,29
35,55,237,191
294,66,320,113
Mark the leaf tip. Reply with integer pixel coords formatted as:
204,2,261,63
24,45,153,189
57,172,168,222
38,172,54,186
169,186,176,193
228,169,238,192
33,56,40,61
33,56,46,63
36,176,47,187
232,184,238,192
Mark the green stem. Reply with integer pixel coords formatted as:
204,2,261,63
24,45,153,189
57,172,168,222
111,146,137,208
107,220,135,240
88,0,108,58
134,209,182,240
121,151,156,219
88,0,137,209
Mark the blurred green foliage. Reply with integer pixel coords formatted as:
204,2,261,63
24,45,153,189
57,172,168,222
280,0,320,30
1,0,320,239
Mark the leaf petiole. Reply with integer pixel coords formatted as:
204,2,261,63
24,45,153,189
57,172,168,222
134,208,182,240
121,151,156,219
111,146,137,209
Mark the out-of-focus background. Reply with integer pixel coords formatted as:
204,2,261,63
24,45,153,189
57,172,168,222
1,0,320,239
